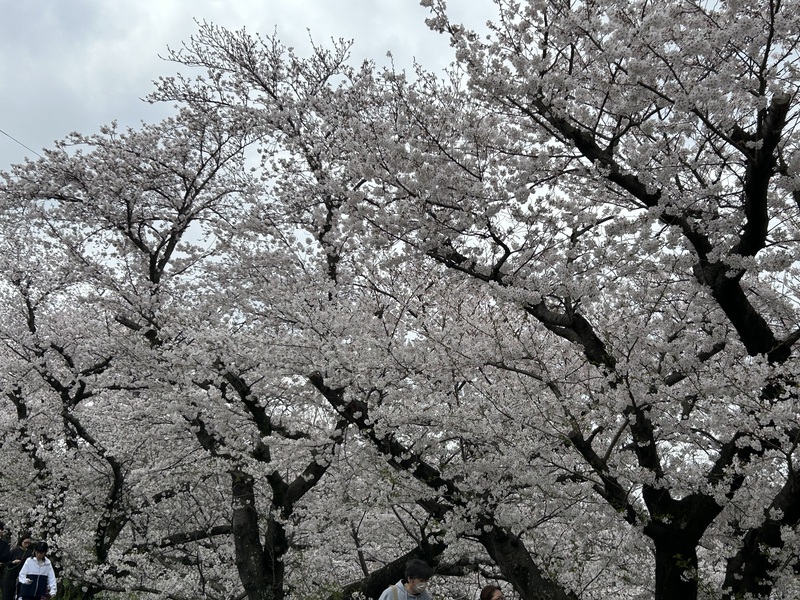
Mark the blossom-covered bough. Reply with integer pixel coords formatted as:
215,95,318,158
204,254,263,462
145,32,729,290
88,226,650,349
370,0,800,598
0,111,267,597
311,0,800,596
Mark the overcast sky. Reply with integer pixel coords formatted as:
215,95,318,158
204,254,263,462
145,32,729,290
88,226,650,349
0,0,493,172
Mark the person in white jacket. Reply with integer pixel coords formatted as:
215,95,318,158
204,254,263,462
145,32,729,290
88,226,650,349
378,559,434,600
18,541,56,600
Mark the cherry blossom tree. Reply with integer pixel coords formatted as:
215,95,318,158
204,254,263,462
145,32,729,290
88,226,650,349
144,19,645,600
0,107,353,600
154,1,800,598
0,111,254,597
345,0,800,597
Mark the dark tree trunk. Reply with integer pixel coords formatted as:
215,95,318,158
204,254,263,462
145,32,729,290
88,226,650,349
264,512,289,600
722,469,800,599
478,526,580,600
644,522,702,600
653,536,698,600
231,469,281,600
310,374,580,600
722,527,774,599
334,541,446,600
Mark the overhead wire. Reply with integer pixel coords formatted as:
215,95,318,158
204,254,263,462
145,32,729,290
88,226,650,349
0,127,42,158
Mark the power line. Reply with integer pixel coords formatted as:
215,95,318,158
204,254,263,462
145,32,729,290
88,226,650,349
0,127,42,158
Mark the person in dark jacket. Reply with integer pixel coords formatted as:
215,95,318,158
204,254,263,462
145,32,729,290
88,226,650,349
0,523,11,565
3,532,32,600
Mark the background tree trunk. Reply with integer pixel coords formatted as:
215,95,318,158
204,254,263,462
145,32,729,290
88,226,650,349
231,469,279,600
478,526,580,600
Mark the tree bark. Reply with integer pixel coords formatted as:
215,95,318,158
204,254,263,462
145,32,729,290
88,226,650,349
645,523,700,600
478,526,580,600
310,374,580,600
231,469,280,600
722,469,800,599
333,541,446,600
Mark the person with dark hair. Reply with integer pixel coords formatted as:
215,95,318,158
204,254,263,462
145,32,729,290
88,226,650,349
18,541,56,600
3,532,32,600
0,523,12,565
480,585,504,600
378,558,434,600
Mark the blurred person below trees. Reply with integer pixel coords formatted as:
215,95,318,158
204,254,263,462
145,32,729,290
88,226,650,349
3,533,32,600
378,560,434,600
480,585,503,600
18,542,55,600
0,523,11,566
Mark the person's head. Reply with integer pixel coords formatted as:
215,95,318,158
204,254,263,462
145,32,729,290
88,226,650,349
18,532,31,548
403,558,433,594
480,585,504,600
33,541,48,557
404,559,433,581
404,559,433,594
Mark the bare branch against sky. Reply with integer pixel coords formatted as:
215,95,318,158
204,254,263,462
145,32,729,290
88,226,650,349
0,0,490,171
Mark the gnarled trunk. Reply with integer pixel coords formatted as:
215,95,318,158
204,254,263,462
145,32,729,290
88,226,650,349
478,526,580,600
231,469,284,600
